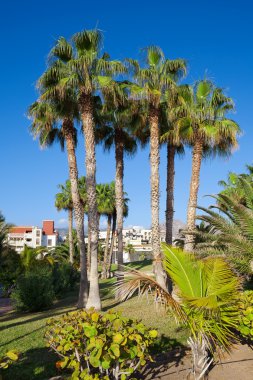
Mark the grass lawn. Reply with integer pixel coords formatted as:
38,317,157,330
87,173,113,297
0,264,187,380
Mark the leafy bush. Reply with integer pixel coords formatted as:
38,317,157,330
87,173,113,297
238,290,253,341
11,267,55,312
45,309,157,379
52,262,79,297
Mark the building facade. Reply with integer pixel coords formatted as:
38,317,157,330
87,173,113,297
7,220,58,253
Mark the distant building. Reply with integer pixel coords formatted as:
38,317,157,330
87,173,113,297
7,220,58,253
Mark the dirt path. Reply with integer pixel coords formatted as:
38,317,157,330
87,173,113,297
140,344,253,379
0,298,12,316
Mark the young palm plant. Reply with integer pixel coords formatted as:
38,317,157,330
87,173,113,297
195,177,253,276
127,46,186,287
117,244,241,379
175,81,241,251
46,30,125,310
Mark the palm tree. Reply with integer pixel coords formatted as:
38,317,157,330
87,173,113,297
48,30,125,310
175,80,241,251
195,177,253,276
160,88,186,245
127,46,186,286
55,181,74,264
96,91,137,270
117,245,241,379
29,79,88,308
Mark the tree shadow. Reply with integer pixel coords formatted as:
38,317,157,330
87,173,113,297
126,259,153,271
0,293,78,330
1,347,61,380
137,335,189,379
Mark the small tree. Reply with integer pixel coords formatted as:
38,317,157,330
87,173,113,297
117,244,241,379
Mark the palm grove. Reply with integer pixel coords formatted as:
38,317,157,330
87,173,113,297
28,29,240,310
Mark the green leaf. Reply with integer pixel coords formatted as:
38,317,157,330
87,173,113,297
113,333,124,344
110,343,120,357
89,356,100,368
6,351,18,361
149,330,158,338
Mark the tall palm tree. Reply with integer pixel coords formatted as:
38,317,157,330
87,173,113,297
28,93,88,307
127,47,186,286
96,91,137,270
176,80,241,251
160,88,186,245
47,30,125,310
55,181,74,264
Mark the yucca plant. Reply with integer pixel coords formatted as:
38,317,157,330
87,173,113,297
116,244,241,379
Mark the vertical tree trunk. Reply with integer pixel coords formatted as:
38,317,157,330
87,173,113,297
107,211,116,278
184,138,203,252
165,144,175,245
63,121,88,308
101,214,112,279
149,106,167,288
68,208,74,264
115,128,124,269
80,94,101,310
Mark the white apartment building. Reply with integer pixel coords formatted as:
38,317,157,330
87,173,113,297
8,220,58,253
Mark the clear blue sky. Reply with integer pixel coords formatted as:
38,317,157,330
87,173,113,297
1,0,253,229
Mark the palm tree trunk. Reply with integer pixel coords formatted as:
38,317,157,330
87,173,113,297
107,211,116,278
80,94,101,310
165,144,175,245
115,127,124,269
184,137,203,252
187,336,212,380
68,208,74,264
63,121,88,308
149,106,167,289
101,214,112,279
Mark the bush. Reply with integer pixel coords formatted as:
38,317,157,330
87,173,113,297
11,267,55,312
238,290,253,341
52,262,78,297
45,309,157,379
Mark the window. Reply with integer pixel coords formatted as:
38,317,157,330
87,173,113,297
36,239,40,245
48,239,52,247
36,230,40,237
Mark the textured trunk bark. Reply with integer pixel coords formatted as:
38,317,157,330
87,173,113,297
187,336,212,380
149,106,167,289
184,137,203,252
63,120,88,308
87,223,91,277
107,211,116,278
101,214,112,279
80,93,101,310
165,144,175,245
115,127,124,269
68,208,74,264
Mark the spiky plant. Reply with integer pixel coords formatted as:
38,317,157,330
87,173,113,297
195,177,253,276
117,244,241,379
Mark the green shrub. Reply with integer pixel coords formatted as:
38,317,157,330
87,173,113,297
52,262,78,297
238,290,253,341
11,267,55,312
45,309,157,379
